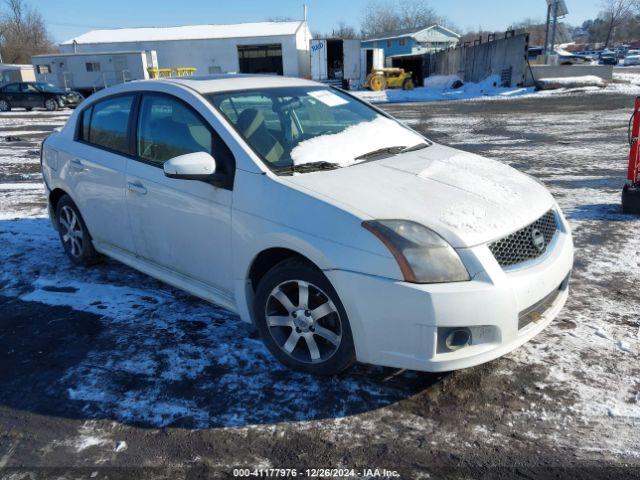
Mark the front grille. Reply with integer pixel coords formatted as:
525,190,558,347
489,210,558,268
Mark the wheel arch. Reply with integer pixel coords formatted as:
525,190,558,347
49,187,68,214
239,245,329,326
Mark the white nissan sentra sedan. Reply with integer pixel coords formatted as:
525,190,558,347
40,75,573,375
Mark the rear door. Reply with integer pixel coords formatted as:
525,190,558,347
125,92,235,294
21,83,43,109
67,94,137,253
2,83,24,107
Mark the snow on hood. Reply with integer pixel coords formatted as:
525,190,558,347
290,116,425,167
284,144,555,248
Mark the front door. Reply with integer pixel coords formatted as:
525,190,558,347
125,93,235,294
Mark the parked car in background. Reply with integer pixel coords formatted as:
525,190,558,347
599,54,618,66
578,50,601,60
624,55,640,66
0,82,83,112
40,75,574,375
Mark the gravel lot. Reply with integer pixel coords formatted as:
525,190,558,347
0,92,639,479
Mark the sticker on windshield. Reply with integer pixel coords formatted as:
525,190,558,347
308,90,349,107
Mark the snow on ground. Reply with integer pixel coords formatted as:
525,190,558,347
353,73,640,104
353,75,534,104
614,71,640,85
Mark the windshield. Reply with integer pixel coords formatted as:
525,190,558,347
207,87,427,174
35,82,61,93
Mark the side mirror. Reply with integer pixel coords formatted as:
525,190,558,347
163,151,218,181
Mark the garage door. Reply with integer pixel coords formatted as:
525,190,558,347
238,44,283,75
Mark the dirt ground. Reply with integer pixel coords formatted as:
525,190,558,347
0,92,639,479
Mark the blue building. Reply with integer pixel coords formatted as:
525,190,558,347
361,25,460,58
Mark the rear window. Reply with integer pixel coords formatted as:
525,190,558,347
79,95,134,155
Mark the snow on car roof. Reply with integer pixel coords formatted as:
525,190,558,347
161,74,324,94
61,21,305,45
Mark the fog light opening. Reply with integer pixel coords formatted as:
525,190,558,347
445,328,471,351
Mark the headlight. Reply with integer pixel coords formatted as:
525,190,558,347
362,220,470,284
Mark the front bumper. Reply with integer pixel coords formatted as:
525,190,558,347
326,215,574,372
58,95,83,108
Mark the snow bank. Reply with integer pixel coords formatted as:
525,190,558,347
352,75,533,104
290,116,424,167
423,75,462,90
537,75,606,90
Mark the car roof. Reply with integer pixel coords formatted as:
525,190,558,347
154,74,325,94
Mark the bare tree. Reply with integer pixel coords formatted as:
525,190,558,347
397,1,443,30
361,1,400,37
360,0,451,37
331,22,358,39
0,0,56,64
599,0,635,47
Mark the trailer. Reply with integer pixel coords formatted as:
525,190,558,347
0,64,36,86
32,50,158,97
310,39,383,89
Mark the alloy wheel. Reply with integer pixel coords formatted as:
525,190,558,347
0,100,9,112
265,280,342,364
59,205,84,258
45,99,57,111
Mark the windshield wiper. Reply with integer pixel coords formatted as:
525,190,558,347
401,143,429,153
354,146,407,161
272,161,339,175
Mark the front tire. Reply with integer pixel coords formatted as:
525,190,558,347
55,195,100,266
254,259,355,375
0,99,11,112
45,98,58,112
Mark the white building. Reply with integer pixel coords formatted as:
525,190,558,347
32,50,157,92
59,21,312,79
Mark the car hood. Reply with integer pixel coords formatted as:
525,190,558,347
283,144,556,248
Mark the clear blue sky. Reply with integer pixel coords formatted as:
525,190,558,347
29,0,602,43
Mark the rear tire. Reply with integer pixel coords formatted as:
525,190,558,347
45,98,58,112
55,195,100,266
253,259,355,375
0,99,11,112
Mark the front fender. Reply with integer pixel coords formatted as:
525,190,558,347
231,209,401,326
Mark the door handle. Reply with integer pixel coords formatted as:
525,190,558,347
69,158,86,171
127,181,147,195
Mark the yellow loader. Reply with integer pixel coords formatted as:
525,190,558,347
365,68,415,91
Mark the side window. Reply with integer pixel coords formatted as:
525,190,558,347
78,106,93,142
137,95,212,166
21,84,39,93
87,95,135,154
3,84,20,93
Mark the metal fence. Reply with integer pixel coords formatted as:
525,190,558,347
424,33,530,87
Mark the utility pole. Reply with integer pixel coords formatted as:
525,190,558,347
543,0,568,64
543,3,552,55
549,0,559,56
